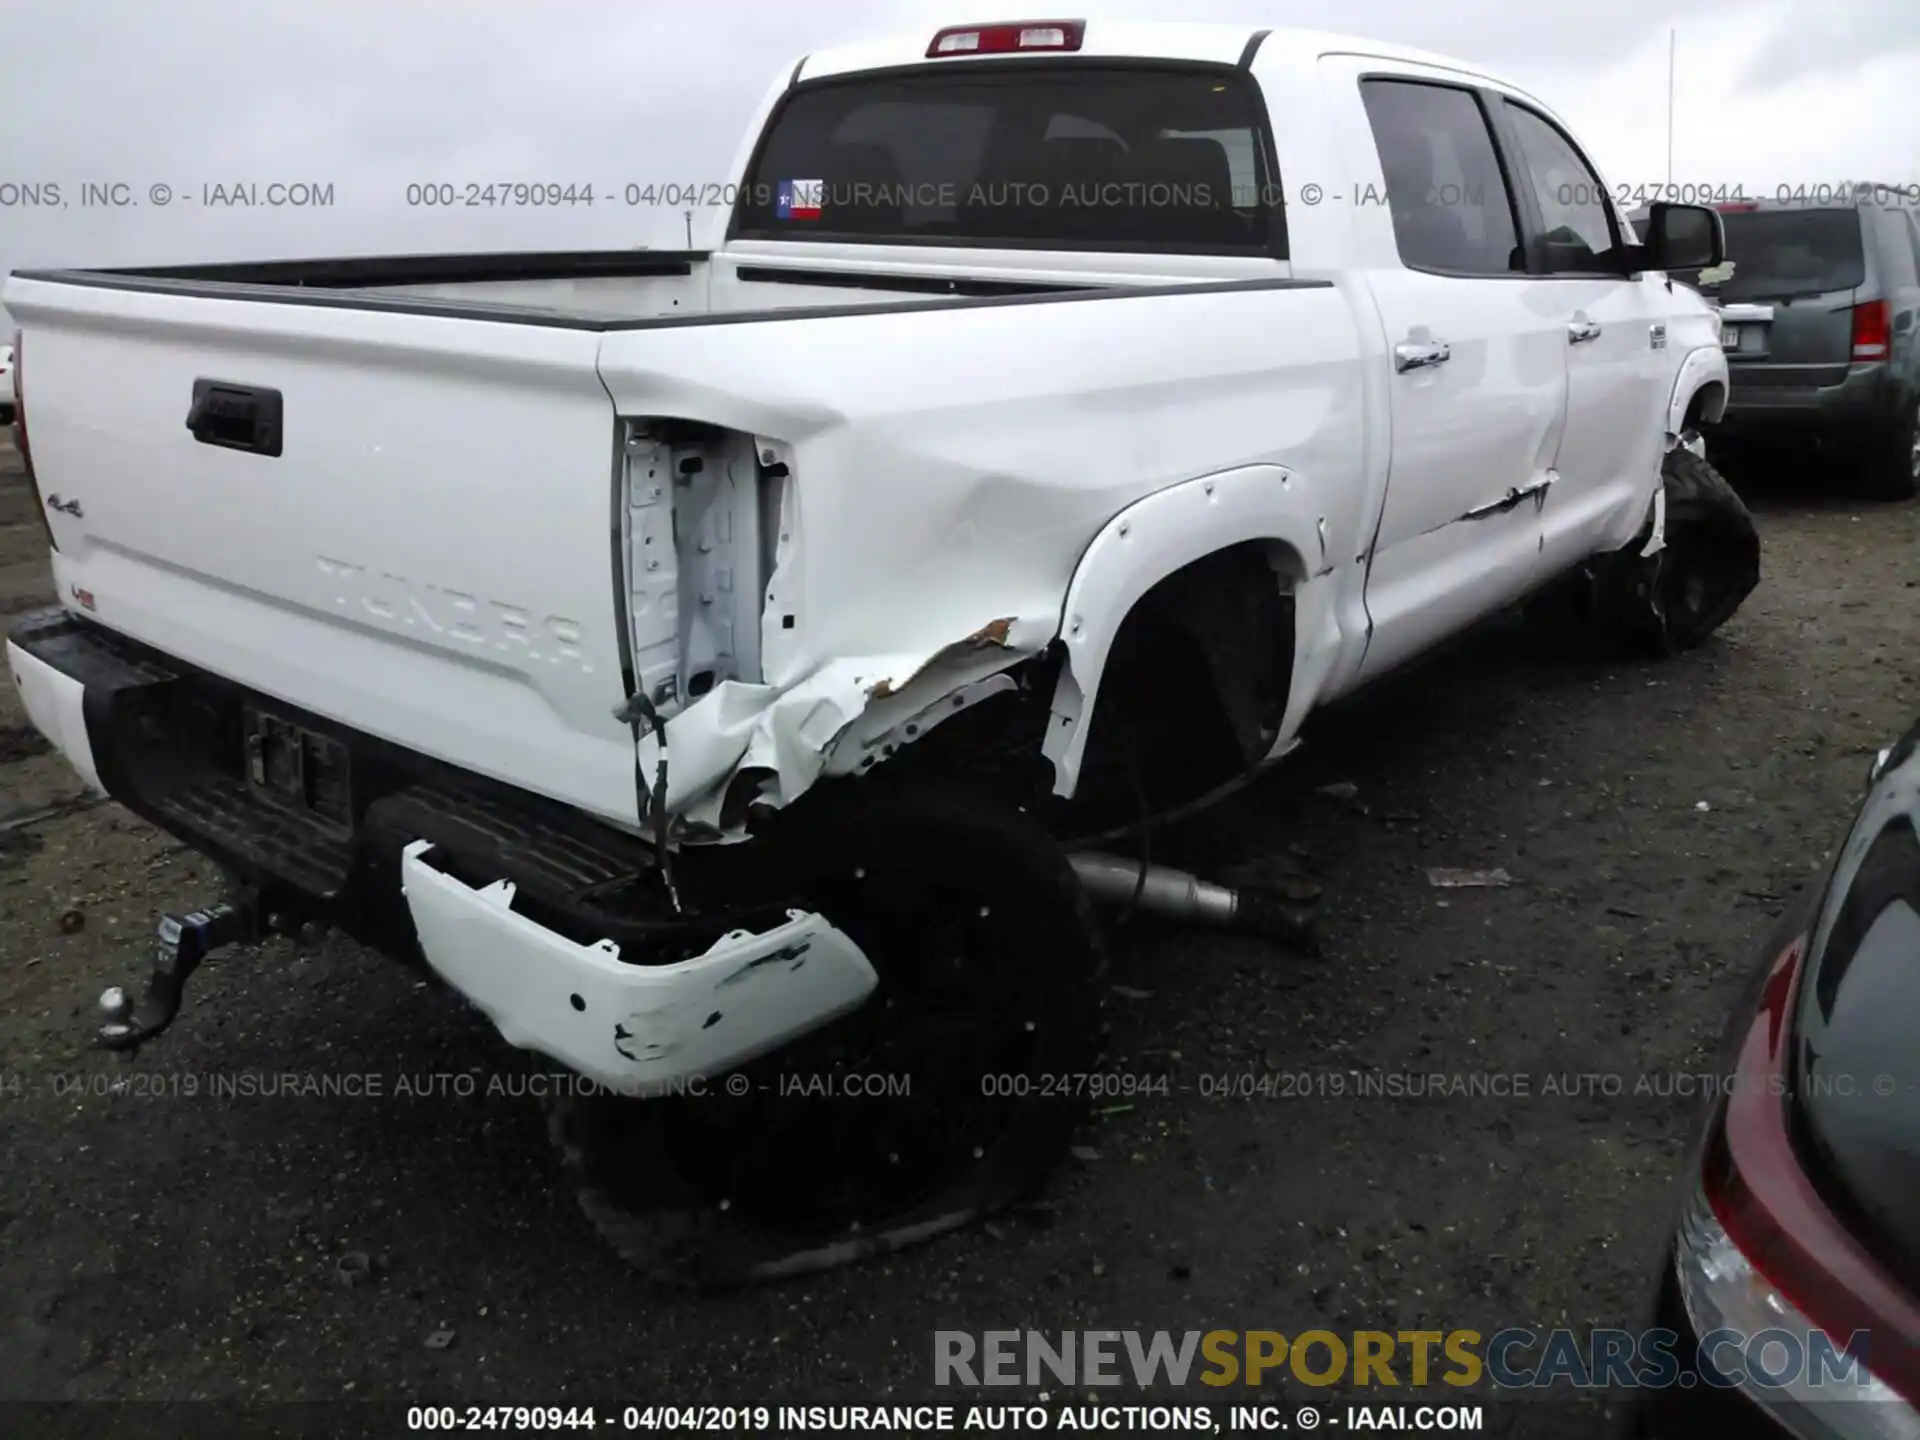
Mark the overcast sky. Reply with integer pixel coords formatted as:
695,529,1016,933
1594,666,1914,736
2,0,1916,291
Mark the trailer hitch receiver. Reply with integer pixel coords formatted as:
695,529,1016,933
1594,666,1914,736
96,900,261,1052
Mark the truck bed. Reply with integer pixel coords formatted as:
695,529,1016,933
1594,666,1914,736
26,245,1288,325
5,249,1360,841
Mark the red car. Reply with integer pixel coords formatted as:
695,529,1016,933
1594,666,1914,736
1636,727,1920,1436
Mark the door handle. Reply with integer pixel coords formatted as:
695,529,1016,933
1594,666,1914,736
1567,319,1603,344
1394,339,1452,372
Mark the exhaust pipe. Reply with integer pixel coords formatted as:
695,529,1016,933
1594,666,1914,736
1067,850,1316,951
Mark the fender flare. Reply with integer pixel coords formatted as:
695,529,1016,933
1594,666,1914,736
1667,343,1729,439
1042,464,1319,799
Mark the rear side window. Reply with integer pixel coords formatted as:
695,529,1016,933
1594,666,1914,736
1712,209,1867,300
1360,80,1522,277
732,65,1276,252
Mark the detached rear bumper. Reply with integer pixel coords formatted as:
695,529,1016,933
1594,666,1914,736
5,607,876,1091
401,842,874,1091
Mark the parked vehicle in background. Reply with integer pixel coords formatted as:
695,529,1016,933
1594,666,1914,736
6,18,1756,1286
1634,726,1920,1438
1648,191,1920,500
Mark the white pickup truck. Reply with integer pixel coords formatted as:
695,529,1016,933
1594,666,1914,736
6,19,1754,1284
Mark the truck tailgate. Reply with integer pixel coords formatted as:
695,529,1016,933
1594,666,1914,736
6,277,639,827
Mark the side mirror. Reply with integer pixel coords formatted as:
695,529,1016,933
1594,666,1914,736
1641,202,1724,272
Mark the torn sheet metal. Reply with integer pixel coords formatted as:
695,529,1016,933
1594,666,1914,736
826,673,1020,778
1455,472,1555,525
1639,481,1669,558
863,616,1015,700
654,613,1053,839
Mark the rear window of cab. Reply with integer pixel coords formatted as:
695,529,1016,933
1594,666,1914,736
730,64,1280,254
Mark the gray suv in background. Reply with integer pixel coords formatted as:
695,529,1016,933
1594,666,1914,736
1640,193,1920,498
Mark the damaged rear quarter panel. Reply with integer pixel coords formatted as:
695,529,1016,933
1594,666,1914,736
593,280,1370,831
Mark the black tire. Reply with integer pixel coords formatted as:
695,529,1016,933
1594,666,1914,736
549,783,1106,1288
1606,446,1761,656
1853,402,1920,502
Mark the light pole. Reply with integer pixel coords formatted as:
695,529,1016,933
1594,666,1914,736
1666,28,1676,188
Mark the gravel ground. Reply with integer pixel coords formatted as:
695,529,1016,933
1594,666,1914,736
1,434,1914,1438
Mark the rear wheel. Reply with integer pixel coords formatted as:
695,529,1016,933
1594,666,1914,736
549,784,1105,1288
1853,401,1920,502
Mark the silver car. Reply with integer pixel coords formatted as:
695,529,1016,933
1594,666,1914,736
1639,190,1920,499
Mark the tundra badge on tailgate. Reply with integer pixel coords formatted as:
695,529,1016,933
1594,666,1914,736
314,555,589,671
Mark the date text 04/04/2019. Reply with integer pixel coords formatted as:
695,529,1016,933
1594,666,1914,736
407,1406,780,1431
407,1406,1248,1432
394,178,1920,212
629,1406,1235,1432
402,182,781,208
403,1405,1487,1433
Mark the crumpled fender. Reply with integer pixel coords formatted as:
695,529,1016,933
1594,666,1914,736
655,615,1057,839
653,463,1337,835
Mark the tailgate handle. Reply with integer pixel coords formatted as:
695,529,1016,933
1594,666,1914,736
186,380,283,457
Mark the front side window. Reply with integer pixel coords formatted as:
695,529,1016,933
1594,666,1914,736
1501,102,1624,274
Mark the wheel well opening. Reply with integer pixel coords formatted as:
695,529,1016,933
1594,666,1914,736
1074,539,1299,822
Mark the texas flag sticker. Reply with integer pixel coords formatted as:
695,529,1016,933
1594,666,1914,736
777,178,824,220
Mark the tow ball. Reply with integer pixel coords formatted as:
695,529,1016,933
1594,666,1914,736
95,897,270,1052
